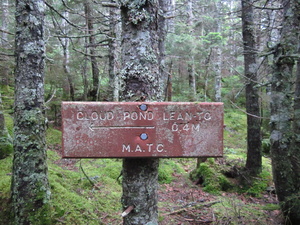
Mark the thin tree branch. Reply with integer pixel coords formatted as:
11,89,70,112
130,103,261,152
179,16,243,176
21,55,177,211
230,100,269,120
45,1,84,29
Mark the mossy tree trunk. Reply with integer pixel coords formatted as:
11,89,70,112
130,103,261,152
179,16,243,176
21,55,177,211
270,0,300,223
241,0,262,176
119,0,165,224
11,0,51,224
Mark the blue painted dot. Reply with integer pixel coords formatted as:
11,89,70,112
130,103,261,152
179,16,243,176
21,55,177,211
139,104,147,111
140,133,148,140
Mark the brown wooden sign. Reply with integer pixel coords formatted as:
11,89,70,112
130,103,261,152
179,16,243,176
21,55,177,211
62,102,223,158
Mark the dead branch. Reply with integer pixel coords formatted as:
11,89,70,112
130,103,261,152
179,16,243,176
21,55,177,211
163,200,221,216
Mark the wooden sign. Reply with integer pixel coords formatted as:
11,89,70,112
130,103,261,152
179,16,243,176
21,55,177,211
62,102,223,158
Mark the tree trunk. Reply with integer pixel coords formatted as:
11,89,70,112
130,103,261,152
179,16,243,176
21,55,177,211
12,0,51,224
164,0,175,33
187,0,196,100
270,0,300,223
241,0,262,176
214,1,222,102
84,0,100,101
119,0,165,224
82,32,89,101
108,1,121,101
1,0,10,86
61,11,75,101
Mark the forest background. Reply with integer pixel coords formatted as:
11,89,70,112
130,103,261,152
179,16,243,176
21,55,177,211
1,0,300,224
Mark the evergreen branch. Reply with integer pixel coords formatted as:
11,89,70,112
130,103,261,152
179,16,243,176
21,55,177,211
45,1,84,30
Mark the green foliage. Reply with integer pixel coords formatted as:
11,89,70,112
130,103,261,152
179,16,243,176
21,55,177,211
49,153,123,224
260,203,280,211
0,155,13,225
0,85,14,113
212,196,266,224
189,109,273,197
0,138,13,159
0,114,13,159
223,108,247,150
46,127,62,145
190,159,233,194
222,74,245,105
240,169,272,197
4,114,13,136
262,138,271,156
200,32,224,45
158,159,184,184
0,109,275,224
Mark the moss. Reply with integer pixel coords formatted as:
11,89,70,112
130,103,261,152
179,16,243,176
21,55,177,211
0,137,13,159
0,155,12,225
46,127,62,145
47,154,122,224
0,113,13,159
212,196,265,224
4,114,13,136
260,203,280,211
190,159,232,194
158,159,184,184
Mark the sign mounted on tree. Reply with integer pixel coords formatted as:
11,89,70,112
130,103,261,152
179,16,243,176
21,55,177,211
62,102,223,158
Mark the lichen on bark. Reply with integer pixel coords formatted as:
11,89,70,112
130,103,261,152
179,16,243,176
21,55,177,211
270,0,300,223
119,0,163,102
119,0,166,224
11,1,51,224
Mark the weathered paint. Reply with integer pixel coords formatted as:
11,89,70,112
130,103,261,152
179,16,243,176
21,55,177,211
62,102,223,158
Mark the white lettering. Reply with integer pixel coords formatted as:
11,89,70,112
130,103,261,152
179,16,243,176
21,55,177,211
107,111,114,120
131,112,138,120
122,144,131,152
123,112,130,120
192,124,200,131
172,123,179,132
77,111,84,120
185,112,193,120
177,113,183,120
170,111,175,120
147,143,153,152
123,111,154,121
77,111,114,121
91,112,98,120
204,112,211,120
135,144,143,152
157,144,164,152
148,112,154,120
183,123,190,131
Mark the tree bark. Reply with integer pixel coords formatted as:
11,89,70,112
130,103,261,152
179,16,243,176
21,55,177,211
119,0,165,224
60,11,75,101
1,0,10,86
241,0,262,176
84,0,100,101
12,0,51,224
108,0,121,101
187,0,196,100
214,1,222,102
270,0,300,223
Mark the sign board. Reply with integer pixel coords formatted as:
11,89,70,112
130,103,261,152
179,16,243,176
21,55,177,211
62,102,223,158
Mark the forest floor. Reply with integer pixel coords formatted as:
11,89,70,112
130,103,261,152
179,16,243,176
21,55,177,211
51,143,284,225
